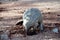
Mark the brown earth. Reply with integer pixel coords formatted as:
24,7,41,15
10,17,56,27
0,2,60,40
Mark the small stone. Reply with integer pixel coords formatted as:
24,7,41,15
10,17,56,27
52,28,58,33
0,32,10,40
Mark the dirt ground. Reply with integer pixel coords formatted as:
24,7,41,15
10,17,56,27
0,2,60,40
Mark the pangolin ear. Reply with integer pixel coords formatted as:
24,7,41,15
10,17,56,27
16,19,23,26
